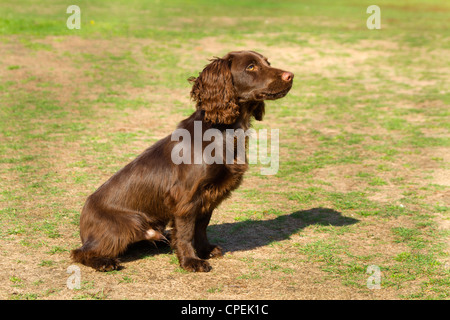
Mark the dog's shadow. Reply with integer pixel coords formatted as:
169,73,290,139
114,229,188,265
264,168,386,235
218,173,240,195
208,207,358,252
121,207,358,262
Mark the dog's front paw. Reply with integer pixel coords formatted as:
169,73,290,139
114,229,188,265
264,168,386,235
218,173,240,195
181,257,212,272
209,245,224,259
197,244,224,259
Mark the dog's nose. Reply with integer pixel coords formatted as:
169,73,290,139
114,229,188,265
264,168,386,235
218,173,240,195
281,71,294,82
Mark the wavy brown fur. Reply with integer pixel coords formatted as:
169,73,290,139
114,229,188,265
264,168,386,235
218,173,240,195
71,51,293,272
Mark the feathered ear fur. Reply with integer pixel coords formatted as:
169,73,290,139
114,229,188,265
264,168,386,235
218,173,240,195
252,101,265,121
189,57,239,125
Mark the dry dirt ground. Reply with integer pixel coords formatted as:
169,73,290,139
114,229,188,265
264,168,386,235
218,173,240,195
0,33,449,300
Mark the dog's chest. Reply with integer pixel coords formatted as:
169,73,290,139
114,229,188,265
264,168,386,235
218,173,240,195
201,163,248,212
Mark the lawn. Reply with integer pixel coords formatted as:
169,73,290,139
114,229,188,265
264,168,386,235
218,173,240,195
0,0,449,300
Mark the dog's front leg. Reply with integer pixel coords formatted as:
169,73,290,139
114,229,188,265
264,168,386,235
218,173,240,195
194,212,223,259
172,215,212,272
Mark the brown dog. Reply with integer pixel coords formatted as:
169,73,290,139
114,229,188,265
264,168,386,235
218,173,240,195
71,51,293,272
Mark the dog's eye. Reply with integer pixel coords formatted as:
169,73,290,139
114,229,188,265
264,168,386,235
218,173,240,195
246,64,256,71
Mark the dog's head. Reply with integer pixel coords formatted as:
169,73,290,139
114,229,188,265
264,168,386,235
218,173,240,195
189,50,294,124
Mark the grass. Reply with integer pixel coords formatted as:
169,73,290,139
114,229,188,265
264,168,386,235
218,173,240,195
0,0,449,300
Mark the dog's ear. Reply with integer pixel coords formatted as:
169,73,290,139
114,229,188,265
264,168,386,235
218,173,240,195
252,101,265,121
189,56,239,125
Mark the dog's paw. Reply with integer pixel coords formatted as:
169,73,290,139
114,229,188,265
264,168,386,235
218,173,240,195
209,245,224,259
181,258,212,272
197,245,224,260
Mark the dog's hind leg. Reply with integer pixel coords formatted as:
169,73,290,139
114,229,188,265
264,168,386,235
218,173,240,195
72,201,149,271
